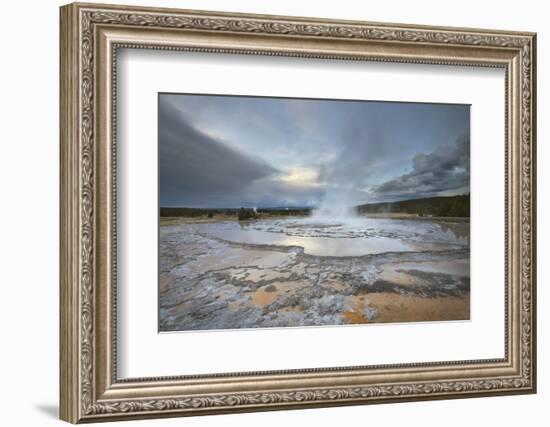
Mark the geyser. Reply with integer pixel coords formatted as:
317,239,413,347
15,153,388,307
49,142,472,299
311,185,359,221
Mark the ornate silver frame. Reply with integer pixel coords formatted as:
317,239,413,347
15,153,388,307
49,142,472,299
60,2,537,423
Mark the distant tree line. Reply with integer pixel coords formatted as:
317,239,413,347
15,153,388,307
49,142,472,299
160,207,237,217
357,194,470,217
160,207,312,219
257,208,311,217
160,195,469,219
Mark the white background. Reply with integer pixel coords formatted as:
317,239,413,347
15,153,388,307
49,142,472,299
0,0,546,426
118,50,504,377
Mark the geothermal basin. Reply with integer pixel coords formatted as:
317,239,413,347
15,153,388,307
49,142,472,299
159,215,470,331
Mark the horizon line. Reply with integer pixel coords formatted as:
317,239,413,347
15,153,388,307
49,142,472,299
160,193,470,210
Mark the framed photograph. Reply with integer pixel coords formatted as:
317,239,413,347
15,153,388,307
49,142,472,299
60,2,537,423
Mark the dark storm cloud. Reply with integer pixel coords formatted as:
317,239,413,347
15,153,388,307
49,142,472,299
160,93,470,207
159,100,278,207
372,133,470,198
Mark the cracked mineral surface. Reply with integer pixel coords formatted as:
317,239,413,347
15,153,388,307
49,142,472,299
159,216,470,331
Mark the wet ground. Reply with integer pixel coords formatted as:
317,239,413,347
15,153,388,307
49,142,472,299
159,216,470,331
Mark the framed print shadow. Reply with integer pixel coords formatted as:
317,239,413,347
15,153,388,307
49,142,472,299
60,2,536,423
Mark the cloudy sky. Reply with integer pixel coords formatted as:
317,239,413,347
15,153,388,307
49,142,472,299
159,93,470,208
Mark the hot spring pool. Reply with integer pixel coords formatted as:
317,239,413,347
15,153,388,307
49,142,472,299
195,216,469,257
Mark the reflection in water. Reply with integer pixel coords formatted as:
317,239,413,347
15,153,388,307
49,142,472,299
438,221,470,243
198,216,469,257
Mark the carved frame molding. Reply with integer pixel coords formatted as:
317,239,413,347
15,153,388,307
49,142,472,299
60,2,536,423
